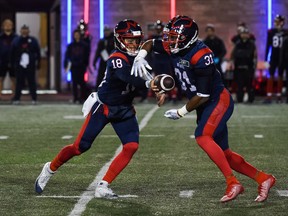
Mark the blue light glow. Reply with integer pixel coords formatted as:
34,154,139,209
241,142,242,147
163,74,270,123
267,0,272,62
99,0,104,38
67,0,72,81
67,0,72,43
268,0,272,29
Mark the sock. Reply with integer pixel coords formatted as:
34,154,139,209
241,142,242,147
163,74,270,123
224,149,258,180
103,142,138,184
254,171,270,185
50,144,81,171
226,174,239,185
196,136,233,178
277,78,283,96
266,78,273,97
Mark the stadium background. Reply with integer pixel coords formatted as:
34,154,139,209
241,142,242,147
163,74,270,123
0,0,287,94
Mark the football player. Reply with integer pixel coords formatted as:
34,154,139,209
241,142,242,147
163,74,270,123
35,19,156,198
131,15,275,203
280,35,288,103
264,15,287,103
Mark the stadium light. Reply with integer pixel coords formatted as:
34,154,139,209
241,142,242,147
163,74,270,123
84,0,90,82
67,0,72,82
170,0,176,19
84,0,89,23
99,0,104,38
267,0,272,63
267,0,272,29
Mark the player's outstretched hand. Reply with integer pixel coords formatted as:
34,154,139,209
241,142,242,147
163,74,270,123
164,109,181,120
131,55,152,80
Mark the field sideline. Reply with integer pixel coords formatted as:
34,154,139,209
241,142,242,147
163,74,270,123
0,102,287,216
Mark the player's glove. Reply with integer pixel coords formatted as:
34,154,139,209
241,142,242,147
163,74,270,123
164,109,182,120
131,50,153,80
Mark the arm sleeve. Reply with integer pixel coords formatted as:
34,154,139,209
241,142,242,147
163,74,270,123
84,43,89,67
34,38,41,63
219,39,227,59
152,39,170,55
93,40,103,65
109,57,148,89
64,45,70,68
265,30,272,61
194,65,215,97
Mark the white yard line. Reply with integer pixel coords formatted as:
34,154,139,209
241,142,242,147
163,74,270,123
68,105,159,216
37,194,138,199
241,115,274,118
100,134,164,138
254,134,264,138
277,190,288,197
0,136,8,140
179,190,195,198
62,135,73,139
63,115,84,119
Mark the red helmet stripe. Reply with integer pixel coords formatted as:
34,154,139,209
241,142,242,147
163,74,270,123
190,47,212,65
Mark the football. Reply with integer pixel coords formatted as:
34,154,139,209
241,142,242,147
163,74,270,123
154,74,175,93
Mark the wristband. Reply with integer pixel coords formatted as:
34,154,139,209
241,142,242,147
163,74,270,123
138,49,148,58
177,105,189,117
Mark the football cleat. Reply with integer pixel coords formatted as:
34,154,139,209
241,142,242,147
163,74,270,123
255,175,276,202
35,162,55,194
220,183,244,203
95,181,118,199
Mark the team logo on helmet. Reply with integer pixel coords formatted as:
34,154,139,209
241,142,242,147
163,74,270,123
114,19,143,56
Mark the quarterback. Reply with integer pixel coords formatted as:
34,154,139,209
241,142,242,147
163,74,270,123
35,19,157,198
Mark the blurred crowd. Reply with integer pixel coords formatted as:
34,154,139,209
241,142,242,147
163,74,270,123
0,19,40,104
1,15,287,104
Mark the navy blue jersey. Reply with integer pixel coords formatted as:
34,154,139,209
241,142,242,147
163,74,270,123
265,28,287,62
153,39,224,100
97,50,148,106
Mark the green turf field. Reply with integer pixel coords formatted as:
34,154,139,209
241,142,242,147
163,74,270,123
0,102,287,216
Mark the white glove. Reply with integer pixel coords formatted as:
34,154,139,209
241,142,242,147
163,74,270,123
164,109,181,120
131,51,153,80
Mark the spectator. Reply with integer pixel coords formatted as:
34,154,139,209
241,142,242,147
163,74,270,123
203,24,227,82
231,22,256,45
92,26,114,90
64,29,90,103
0,19,18,100
264,15,287,103
10,25,40,105
77,19,92,54
231,28,257,103
280,35,288,103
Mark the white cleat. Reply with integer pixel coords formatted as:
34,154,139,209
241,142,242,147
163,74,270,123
35,162,55,194
95,181,118,199
255,175,276,202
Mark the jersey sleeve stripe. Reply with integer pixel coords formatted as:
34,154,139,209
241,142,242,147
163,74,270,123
109,52,130,64
190,47,212,65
